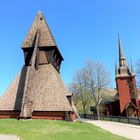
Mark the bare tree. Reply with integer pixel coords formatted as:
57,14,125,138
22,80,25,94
84,61,110,119
70,60,110,119
71,69,91,117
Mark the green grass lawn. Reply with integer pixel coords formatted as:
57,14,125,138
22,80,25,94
0,119,128,140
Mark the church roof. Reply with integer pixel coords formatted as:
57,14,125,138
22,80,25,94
0,64,72,112
22,11,63,59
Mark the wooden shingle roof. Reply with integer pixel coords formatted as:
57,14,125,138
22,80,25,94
22,11,55,48
0,64,72,112
21,11,63,59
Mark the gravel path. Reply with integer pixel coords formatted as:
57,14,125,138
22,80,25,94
83,119,140,140
0,135,19,140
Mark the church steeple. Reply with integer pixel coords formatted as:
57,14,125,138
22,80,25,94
116,35,131,77
118,35,126,66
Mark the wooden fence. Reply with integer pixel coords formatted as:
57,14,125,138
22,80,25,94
79,114,140,125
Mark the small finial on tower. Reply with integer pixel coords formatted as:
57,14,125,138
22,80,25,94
130,59,135,75
115,62,119,77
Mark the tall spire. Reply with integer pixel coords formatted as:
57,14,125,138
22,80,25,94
118,34,126,66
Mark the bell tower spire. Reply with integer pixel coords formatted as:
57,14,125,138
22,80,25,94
21,10,63,71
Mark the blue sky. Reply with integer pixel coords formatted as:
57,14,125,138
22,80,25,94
0,0,140,95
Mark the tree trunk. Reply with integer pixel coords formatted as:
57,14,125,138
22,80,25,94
96,105,100,119
83,105,87,118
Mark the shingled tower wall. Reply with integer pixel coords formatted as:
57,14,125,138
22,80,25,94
115,37,140,117
0,11,76,120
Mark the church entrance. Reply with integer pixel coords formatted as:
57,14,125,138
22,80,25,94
126,103,137,117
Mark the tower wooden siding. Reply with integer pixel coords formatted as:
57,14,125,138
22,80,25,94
116,77,131,113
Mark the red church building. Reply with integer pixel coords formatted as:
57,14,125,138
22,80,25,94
106,37,140,117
